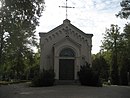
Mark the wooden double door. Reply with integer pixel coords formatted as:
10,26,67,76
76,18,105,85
59,59,74,80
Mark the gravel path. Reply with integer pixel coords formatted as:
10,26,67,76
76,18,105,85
0,83,130,98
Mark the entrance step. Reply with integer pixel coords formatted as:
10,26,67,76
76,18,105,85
55,80,80,85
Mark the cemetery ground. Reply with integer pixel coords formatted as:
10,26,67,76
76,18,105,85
0,83,130,98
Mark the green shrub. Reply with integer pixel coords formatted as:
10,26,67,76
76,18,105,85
78,62,102,87
31,69,55,87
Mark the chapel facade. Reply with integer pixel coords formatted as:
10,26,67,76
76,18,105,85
39,19,93,80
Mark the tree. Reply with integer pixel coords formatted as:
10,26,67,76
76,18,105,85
123,23,130,59
25,51,40,80
0,0,45,80
117,0,130,85
117,0,130,19
120,23,130,85
115,0,130,85
102,24,121,85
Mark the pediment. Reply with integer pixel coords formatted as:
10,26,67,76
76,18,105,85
53,36,81,48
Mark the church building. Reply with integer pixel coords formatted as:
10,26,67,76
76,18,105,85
39,19,93,80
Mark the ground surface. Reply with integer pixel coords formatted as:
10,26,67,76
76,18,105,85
0,83,130,98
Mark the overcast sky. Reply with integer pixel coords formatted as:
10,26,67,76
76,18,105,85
36,0,129,54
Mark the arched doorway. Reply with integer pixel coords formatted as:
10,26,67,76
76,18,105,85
59,48,75,80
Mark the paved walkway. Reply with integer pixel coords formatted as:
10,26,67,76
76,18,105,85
0,83,130,98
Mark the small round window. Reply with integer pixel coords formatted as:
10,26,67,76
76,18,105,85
60,48,75,57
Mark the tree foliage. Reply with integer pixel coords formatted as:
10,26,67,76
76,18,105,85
123,23,130,57
92,54,109,82
102,24,121,51
117,0,130,19
0,0,45,80
101,23,130,85
101,24,122,85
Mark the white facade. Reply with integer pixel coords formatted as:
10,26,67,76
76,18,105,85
39,19,93,80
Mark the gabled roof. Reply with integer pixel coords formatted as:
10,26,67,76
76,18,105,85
40,19,93,38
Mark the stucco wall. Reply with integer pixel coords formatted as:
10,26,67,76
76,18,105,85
39,19,93,79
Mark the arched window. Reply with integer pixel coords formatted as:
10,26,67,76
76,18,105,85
60,48,75,57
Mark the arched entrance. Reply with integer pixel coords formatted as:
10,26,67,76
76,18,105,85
59,48,75,80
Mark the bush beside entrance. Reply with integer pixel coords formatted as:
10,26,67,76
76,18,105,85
31,69,55,87
78,62,102,87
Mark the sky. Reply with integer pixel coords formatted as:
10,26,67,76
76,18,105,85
36,0,129,54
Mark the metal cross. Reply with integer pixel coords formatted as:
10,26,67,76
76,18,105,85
59,0,75,19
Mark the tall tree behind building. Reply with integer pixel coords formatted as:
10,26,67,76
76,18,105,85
101,24,121,85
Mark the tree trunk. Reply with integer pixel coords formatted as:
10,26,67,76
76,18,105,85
0,34,4,65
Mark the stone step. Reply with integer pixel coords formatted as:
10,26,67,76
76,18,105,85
55,80,80,85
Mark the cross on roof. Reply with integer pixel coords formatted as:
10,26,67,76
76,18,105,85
59,0,75,19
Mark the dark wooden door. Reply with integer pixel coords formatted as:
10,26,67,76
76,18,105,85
59,59,74,80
